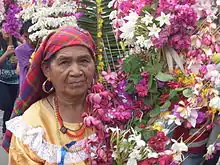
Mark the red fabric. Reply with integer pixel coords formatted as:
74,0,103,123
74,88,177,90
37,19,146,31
173,125,210,153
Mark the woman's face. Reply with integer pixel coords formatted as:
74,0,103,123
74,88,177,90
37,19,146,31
1,28,9,41
43,46,95,97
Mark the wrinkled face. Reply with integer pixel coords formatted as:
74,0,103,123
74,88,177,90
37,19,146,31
42,46,95,97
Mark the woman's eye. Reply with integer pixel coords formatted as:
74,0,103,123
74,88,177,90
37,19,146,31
60,61,68,65
80,59,90,64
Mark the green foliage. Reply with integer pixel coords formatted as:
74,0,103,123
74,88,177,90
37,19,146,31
183,88,194,98
78,0,123,71
156,72,174,82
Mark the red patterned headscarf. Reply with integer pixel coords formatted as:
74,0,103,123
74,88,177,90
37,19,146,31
2,26,96,152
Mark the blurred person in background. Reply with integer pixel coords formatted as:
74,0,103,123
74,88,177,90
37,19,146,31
0,22,19,138
15,20,36,92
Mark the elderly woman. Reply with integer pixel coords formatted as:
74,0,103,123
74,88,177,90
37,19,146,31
2,26,96,165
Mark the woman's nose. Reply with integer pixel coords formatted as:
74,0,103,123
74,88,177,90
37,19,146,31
69,63,83,76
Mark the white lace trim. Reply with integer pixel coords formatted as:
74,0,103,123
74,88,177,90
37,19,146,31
6,116,94,164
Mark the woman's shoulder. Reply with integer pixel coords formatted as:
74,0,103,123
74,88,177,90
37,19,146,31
22,99,48,126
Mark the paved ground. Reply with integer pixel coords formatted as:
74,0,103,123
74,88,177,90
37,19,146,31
0,110,8,165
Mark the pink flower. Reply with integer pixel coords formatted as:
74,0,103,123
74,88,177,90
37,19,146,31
135,78,149,97
167,81,182,89
215,44,220,53
92,83,105,92
119,1,134,14
138,158,158,165
102,71,118,84
158,155,173,165
201,35,212,46
134,0,153,14
168,34,191,51
135,83,148,97
87,93,102,104
141,72,148,77
147,131,169,152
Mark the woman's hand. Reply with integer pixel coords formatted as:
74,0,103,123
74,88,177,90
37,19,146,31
5,45,15,56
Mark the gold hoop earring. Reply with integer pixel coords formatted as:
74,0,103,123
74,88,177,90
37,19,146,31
42,79,54,94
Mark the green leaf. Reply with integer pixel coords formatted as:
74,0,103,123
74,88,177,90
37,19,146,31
148,75,153,89
144,62,163,75
175,88,185,92
149,105,160,117
149,80,158,93
160,100,171,110
183,88,194,98
156,72,174,82
142,130,156,141
129,74,142,84
169,90,177,99
125,83,135,94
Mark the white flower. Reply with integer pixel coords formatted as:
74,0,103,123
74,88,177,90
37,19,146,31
112,151,117,159
141,14,153,26
109,10,118,20
192,83,203,96
128,134,146,148
136,35,145,45
210,96,220,109
136,36,153,49
167,115,181,126
187,108,198,128
217,0,220,6
127,149,142,165
156,12,170,27
124,11,139,22
171,139,188,153
129,149,142,159
119,12,139,43
127,158,137,165
207,144,215,155
147,23,161,38
171,139,188,162
148,151,158,158
19,0,78,41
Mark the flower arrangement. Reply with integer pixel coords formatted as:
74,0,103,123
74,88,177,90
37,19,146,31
81,0,220,164
3,0,21,38
17,0,78,41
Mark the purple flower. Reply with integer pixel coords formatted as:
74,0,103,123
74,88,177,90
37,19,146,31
168,34,191,51
135,79,148,97
157,80,166,88
3,3,21,38
196,112,207,124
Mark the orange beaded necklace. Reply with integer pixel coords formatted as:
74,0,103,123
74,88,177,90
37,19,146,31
53,96,86,138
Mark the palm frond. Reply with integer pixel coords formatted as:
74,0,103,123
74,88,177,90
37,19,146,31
78,0,124,72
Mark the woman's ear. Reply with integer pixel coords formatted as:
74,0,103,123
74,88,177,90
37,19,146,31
41,62,50,79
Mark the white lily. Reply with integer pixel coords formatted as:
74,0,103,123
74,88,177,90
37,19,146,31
171,139,188,153
147,23,161,38
127,149,142,165
156,12,170,27
136,36,153,49
141,14,153,26
127,158,137,165
128,134,146,148
119,12,139,42
171,139,188,162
